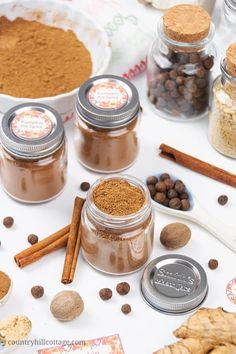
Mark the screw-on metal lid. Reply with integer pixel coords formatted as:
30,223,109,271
141,254,208,315
76,75,140,128
0,103,65,159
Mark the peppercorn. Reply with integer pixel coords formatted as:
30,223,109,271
99,288,112,301
160,173,170,181
31,285,44,299
181,199,190,211
218,195,228,206
174,181,185,194
116,282,130,296
155,181,166,193
147,176,158,185
28,234,39,245
208,259,218,270
167,189,178,199
3,216,14,228
80,182,90,192
169,198,181,210
121,304,131,315
154,192,166,204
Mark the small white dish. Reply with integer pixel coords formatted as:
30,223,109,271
0,0,111,121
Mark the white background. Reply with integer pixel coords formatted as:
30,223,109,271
0,1,236,354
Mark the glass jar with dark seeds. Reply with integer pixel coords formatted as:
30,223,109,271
147,11,215,121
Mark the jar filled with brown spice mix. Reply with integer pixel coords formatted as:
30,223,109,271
75,75,141,173
147,4,216,121
0,103,67,203
209,43,236,158
81,175,155,275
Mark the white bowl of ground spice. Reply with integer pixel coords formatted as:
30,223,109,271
0,0,111,121
0,271,12,307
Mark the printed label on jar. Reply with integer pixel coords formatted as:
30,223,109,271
226,278,236,305
11,110,53,140
88,81,128,110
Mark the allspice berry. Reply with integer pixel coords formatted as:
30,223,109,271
208,259,218,270
80,182,90,192
116,282,130,296
99,288,112,301
121,304,131,315
28,234,39,245
31,285,44,299
3,216,14,228
218,195,228,206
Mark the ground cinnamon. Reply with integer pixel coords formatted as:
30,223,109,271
93,179,145,216
0,17,92,98
0,271,11,299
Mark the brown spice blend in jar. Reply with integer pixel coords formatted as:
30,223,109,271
81,176,154,275
0,103,67,203
0,17,92,98
75,75,141,173
0,271,11,300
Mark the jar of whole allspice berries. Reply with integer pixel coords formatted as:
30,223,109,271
147,4,216,121
81,175,154,275
0,103,67,203
75,75,141,173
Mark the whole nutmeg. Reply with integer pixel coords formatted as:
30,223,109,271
50,290,84,321
160,223,191,250
116,282,130,296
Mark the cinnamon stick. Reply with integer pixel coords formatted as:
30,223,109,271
14,225,70,268
159,144,236,188
61,197,85,284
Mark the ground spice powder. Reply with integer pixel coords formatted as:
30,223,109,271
0,17,92,98
92,179,145,216
0,271,11,299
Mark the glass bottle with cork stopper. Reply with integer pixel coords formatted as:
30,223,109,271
0,103,67,203
147,4,215,121
209,43,236,159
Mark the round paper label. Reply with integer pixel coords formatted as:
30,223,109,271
88,81,128,110
226,278,236,304
11,110,53,140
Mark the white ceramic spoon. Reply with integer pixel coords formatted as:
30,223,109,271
147,175,236,253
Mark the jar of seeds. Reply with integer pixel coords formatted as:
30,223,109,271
147,4,215,121
209,44,236,159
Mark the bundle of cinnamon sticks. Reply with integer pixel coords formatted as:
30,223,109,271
14,197,85,284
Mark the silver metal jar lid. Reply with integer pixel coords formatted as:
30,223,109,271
0,103,65,159
76,75,140,128
141,254,208,315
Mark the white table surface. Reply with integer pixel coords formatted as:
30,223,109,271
1,1,236,354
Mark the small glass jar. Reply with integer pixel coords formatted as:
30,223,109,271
81,175,155,275
0,103,67,203
147,0,215,14
147,4,215,121
209,56,236,159
75,75,141,173
218,0,236,57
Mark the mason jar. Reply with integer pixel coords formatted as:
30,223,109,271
147,4,215,121
0,103,67,203
81,175,155,275
209,45,236,159
75,75,141,173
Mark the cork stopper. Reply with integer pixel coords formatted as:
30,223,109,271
226,43,236,77
163,5,211,43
